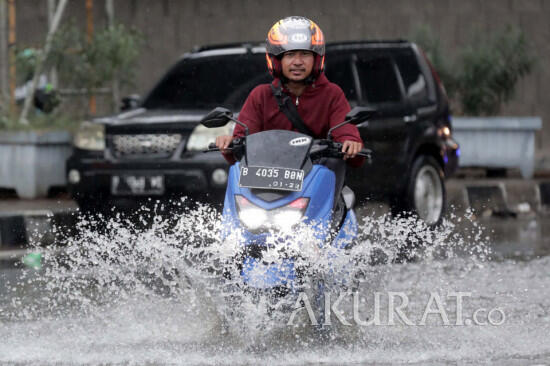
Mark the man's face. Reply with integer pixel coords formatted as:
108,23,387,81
281,50,315,82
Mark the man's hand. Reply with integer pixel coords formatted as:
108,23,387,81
215,135,234,153
342,140,362,160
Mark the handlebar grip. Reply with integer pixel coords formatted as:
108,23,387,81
204,142,222,153
357,148,372,163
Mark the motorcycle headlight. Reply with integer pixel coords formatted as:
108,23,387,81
272,210,304,231
186,122,235,151
235,195,309,232
74,122,105,151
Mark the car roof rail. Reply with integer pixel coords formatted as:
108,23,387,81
190,40,410,53
327,40,409,46
192,41,265,53
188,40,411,56
326,40,411,51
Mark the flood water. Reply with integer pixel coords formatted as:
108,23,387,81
1,204,550,366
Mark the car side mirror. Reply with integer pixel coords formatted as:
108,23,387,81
345,106,378,125
121,94,141,111
200,107,234,128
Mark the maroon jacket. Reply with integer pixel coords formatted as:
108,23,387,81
225,73,364,166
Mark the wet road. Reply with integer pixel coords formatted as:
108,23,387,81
1,213,550,366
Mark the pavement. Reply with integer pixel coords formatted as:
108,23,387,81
0,197,78,216
1,175,550,259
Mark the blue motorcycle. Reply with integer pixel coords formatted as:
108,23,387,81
201,106,374,306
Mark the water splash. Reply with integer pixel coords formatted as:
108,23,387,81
1,201,549,365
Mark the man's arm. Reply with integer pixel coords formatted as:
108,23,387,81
218,85,265,164
328,86,365,166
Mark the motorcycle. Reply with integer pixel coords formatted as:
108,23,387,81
201,106,374,324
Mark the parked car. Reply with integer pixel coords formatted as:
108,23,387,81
66,40,459,224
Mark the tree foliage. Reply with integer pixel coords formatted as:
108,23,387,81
411,25,534,116
47,21,144,93
3,21,144,130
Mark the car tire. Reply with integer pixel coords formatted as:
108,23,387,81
392,155,446,227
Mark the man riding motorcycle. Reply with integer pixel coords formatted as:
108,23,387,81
216,16,364,168
201,17,375,312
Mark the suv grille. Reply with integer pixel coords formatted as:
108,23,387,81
112,134,182,158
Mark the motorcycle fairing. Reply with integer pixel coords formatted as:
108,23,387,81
220,160,357,289
238,209,359,289
221,162,335,242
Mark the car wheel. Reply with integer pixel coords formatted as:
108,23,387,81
393,155,446,227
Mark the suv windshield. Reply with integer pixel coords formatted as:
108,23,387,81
142,53,270,110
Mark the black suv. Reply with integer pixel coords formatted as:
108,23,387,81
66,41,459,224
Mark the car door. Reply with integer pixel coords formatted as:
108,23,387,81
392,46,439,157
349,49,410,194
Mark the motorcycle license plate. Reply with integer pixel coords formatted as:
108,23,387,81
239,166,304,192
111,175,165,195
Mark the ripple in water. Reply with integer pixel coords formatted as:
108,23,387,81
1,201,549,365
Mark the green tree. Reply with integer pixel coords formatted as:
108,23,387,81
410,25,534,116
48,21,143,95
458,26,534,115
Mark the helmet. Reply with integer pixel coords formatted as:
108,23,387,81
265,16,325,79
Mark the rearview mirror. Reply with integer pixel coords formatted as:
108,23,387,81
200,107,233,128
327,106,378,140
345,106,377,124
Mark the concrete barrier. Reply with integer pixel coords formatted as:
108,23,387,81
452,117,542,179
446,178,547,217
0,215,27,249
539,182,550,213
0,211,77,251
0,131,73,198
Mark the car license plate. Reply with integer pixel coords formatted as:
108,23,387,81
239,166,304,192
111,175,165,196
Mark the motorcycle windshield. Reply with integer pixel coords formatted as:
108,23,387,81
244,130,312,170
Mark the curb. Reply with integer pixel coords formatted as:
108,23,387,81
446,179,550,216
0,209,78,254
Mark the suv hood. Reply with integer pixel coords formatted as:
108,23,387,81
93,108,212,126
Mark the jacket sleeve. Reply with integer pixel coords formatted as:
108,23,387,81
328,86,365,168
233,86,264,137
222,86,265,164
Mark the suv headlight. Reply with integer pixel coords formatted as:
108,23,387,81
186,122,235,151
74,122,105,151
438,126,452,138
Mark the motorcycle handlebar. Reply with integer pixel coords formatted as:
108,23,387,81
312,140,372,159
203,138,243,153
205,138,371,162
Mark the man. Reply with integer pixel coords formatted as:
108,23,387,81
216,16,364,165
